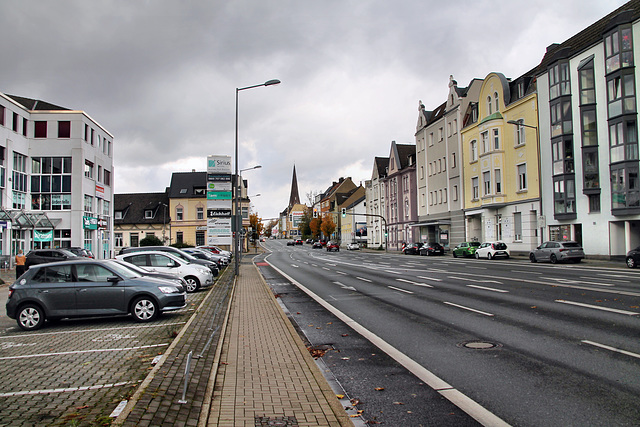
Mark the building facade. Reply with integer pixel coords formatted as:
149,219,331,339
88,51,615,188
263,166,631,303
366,157,389,249
0,92,114,261
113,192,170,253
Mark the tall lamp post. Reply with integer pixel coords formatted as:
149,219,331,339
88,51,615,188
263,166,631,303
235,79,280,276
507,120,543,245
237,167,261,265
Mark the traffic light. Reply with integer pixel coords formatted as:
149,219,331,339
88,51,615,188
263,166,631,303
313,209,318,218
341,208,346,218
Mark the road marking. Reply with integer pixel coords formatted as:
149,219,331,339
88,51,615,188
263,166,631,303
396,278,433,288
450,276,501,284
385,270,402,274
555,300,639,316
333,281,357,291
0,381,140,397
336,271,347,275
0,343,169,360
417,276,442,281
581,340,640,360
388,286,414,294
443,302,494,317
265,256,510,427
291,264,299,268
356,277,372,282
542,277,614,287
467,285,508,293
0,323,187,339
322,267,331,271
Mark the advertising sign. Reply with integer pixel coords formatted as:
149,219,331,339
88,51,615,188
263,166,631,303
83,216,98,230
207,155,232,174
207,181,232,191
208,208,232,218
207,191,233,200
34,230,53,242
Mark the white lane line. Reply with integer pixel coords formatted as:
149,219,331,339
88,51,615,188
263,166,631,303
388,286,414,294
0,381,140,397
265,257,510,427
467,285,509,293
555,300,639,316
542,277,614,287
322,267,331,271
356,277,372,282
336,271,348,275
396,278,434,288
333,281,357,291
450,276,502,284
443,302,494,317
581,340,640,360
0,323,187,339
385,270,402,274
291,264,299,268
0,343,169,360
417,276,442,282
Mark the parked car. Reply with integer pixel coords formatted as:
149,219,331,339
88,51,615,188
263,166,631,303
326,241,340,252
116,251,214,293
286,241,296,246
402,243,423,255
475,242,510,259
24,249,79,268
183,248,229,269
197,245,232,259
119,246,218,276
529,241,584,264
6,259,187,331
419,242,445,256
452,241,481,258
626,245,640,268
67,247,95,258
346,243,360,250
106,259,187,290
312,242,323,249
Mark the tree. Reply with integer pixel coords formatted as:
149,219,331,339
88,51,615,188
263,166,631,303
265,219,278,238
249,213,264,238
297,208,312,238
140,235,163,246
321,215,336,239
309,217,322,238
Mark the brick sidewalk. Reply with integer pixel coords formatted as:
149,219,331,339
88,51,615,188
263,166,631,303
204,256,353,427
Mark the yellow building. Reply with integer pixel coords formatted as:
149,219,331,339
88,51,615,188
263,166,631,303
460,71,541,253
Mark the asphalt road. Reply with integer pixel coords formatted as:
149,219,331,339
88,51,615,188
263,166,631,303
261,239,640,427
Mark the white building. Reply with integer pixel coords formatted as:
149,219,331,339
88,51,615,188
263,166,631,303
366,157,388,249
0,92,114,261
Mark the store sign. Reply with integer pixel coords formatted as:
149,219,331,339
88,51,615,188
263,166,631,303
98,218,108,230
208,208,232,218
96,184,105,199
207,181,232,191
34,230,53,242
207,191,232,200
207,155,232,174
83,216,98,230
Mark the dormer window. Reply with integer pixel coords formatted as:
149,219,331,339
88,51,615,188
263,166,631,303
115,211,123,219
179,188,187,194
194,188,205,196
145,210,153,219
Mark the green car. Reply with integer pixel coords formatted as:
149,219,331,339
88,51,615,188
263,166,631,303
452,241,481,258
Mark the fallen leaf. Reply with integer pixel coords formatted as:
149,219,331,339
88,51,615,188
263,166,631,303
341,334,349,337
327,322,333,324
393,402,404,405
336,394,345,399
374,387,384,391
350,398,361,405
530,306,537,309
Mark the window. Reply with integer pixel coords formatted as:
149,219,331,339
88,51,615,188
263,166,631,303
589,194,601,213
579,58,596,105
581,110,598,146
451,152,456,169
552,139,575,175
0,105,4,126
495,169,502,193
97,166,102,183
481,131,489,153
84,160,94,179
420,166,424,180
493,129,500,150
554,177,576,214
30,157,72,210
12,113,19,132
22,118,27,136
103,200,110,216
115,211,123,219
513,212,522,241
483,171,491,195
549,62,570,100
12,152,27,209
472,177,479,200
487,96,493,115
84,230,93,253
611,166,640,210
453,185,458,201
583,151,600,189
439,127,443,141
130,233,139,247
453,119,457,134
197,207,204,220
607,73,636,117
176,207,183,221
58,121,71,138
605,27,633,74
145,210,153,219
443,187,447,203
34,121,47,138
609,120,638,163
494,92,499,112
84,124,89,141
176,232,183,244
196,231,205,246
517,164,527,191
84,195,93,213
114,233,123,247
442,157,446,172
428,132,434,146
104,169,111,186
550,99,573,137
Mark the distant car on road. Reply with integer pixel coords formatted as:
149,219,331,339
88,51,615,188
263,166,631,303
6,259,187,331
346,243,360,250
326,241,340,252
402,243,422,255
312,242,323,249
286,241,296,246
419,242,445,256
452,241,481,258
475,242,510,259
529,241,584,264
24,249,79,268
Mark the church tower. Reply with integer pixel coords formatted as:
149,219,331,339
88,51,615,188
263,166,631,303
288,165,301,208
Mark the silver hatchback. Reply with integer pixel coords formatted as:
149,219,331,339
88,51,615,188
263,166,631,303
529,241,585,264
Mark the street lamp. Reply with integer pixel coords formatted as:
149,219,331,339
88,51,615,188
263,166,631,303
235,80,280,276
159,202,169,245
507,119,543,245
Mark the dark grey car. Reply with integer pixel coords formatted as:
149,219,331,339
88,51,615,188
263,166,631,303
5,259,187,331
529,241,585,264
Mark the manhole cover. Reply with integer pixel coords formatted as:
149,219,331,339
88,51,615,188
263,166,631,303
255,416,299,426
459,340,501,349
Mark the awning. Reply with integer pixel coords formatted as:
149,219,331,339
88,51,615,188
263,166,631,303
0,208,58,229
411,220,451,227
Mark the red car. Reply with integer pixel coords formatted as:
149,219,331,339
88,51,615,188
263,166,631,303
326,241,340,252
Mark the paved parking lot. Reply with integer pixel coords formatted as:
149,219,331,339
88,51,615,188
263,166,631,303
0,275,209,427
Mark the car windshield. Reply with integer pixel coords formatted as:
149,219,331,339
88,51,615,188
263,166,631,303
495,243,507,250
102,260,142,279
470,242,481,247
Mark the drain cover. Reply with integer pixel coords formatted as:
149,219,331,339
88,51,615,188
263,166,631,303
459,340,501,349
255,416,299,426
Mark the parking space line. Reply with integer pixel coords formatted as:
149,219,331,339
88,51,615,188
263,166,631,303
0,343,169,360
0,380,140,397
0,322,186,339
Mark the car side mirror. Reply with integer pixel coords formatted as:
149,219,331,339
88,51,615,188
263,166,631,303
107,276,120,283
536,246,541,249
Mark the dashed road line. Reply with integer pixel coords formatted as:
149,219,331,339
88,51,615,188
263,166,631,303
582,340,640,360
555,300,639,316
388,286,414,294
467,285,508,293
443,302,494,317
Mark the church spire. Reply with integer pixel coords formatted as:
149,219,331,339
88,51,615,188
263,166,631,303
289,165,301,207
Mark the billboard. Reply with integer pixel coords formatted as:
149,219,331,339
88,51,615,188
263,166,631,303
207,155,233,245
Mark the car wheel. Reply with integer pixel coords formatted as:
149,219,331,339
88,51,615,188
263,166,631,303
529,253,537,263
627,257,637,268
184,276,200,293
550,254,558,264
475,252,480,259
452,252,457,258
131,296,158,322
17,304,45,331
487,253,492,260
505,254,510,259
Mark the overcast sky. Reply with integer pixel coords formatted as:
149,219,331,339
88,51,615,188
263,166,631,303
0,0,629,220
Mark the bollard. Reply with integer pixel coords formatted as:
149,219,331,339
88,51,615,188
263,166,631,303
178,351,193,404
